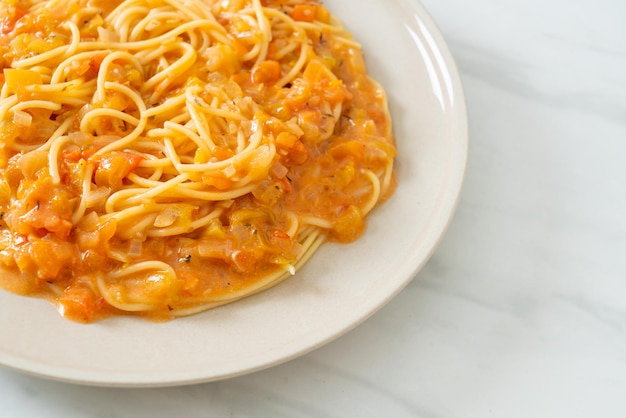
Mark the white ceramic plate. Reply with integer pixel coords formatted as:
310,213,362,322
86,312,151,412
0,0,467,387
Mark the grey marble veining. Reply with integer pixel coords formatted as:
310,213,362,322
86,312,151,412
1,0,625,416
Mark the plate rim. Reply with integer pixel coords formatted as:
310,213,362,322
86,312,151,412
0,0,468,387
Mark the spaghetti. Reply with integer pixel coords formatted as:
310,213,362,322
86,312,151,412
0,0,396,322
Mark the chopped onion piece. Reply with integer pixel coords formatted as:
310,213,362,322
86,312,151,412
97,27,118,42
154,206,178,228
223,164,237,178
69,131,91,145
270,161,288,179
13,110,32,127
128,239,143,257
85,187,111,207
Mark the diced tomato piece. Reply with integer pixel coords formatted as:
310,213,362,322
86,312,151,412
290,4,317,22
0,6,27,35
252,60,281,84
333,205,365,242
58,285,107,323
92,151,143,189
63,146,98,163
202,172,234,190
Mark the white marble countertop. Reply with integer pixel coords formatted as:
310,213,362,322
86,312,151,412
1,0,625,416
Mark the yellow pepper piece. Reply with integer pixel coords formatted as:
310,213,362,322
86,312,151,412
3,68,43,96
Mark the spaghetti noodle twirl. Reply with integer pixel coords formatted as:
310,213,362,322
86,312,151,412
0,0,396,322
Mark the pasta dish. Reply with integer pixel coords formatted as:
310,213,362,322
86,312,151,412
0,0,396,322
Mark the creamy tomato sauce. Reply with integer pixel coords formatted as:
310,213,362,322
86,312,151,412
0,0,396,322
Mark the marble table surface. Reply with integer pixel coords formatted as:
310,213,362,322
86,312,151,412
1,0,625,416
